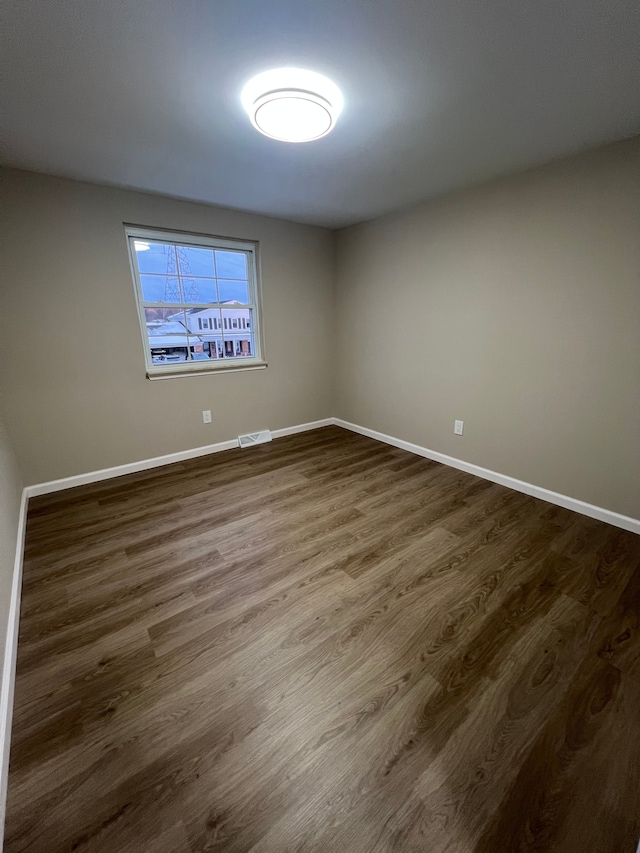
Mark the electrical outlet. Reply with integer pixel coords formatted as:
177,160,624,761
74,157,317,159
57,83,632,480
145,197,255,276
202,410,212,424
454,419,464,435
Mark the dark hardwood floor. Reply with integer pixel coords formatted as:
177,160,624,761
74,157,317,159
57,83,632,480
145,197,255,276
5,426,640,853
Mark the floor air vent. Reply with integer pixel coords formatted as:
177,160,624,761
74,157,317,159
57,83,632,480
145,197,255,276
238,430,272,448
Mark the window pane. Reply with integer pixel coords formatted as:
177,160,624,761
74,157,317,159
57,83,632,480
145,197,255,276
144,307,180,327
218,279,249,304
181,309,197,335
234,334,254,357
144,308,198,364
215,251,247,279
220,333,254,358
128,228,259,372
134,241,176,274
181,277,218,304
140,275,181,303
180,277,198,303
220,307,254,358
208,340,223,359
221,307,251,332
178,246,215,277
182,309,222,335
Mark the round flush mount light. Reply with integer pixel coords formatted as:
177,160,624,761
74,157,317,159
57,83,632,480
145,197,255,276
241,68,343,143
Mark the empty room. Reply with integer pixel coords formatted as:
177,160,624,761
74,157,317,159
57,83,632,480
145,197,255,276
0,1,639,851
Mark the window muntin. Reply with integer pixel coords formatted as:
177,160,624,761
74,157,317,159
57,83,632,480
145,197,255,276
126,227,263,376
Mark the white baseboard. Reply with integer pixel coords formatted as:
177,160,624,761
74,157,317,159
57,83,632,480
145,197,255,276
334,418,640,535
24,418,335,499
25,414,640,528
0,489,28,845
24,439,239,498
271,418,334,440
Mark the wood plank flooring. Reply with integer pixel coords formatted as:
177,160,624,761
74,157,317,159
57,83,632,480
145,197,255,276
5,425,640,853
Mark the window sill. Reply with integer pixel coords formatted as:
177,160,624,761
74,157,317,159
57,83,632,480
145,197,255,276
147,360,267,380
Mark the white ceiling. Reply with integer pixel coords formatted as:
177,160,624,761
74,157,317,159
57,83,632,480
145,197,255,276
1,0,639,228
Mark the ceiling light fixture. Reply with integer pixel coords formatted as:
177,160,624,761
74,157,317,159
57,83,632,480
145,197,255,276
241,68,343,143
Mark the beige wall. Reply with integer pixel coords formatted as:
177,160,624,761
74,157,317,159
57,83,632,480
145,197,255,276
1,139,638,517
334,137,640,519
0,403,23,655
0,169,334,485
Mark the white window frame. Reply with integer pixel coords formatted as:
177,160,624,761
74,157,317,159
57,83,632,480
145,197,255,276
125,225,266,379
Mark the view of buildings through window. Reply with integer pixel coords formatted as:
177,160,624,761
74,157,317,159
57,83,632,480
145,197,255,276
127,229,260,370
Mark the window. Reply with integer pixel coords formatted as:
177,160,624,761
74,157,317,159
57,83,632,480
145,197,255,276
126,226,264,378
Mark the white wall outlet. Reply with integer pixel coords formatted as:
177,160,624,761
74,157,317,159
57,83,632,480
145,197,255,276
454,419,464,435
202,410,212,424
